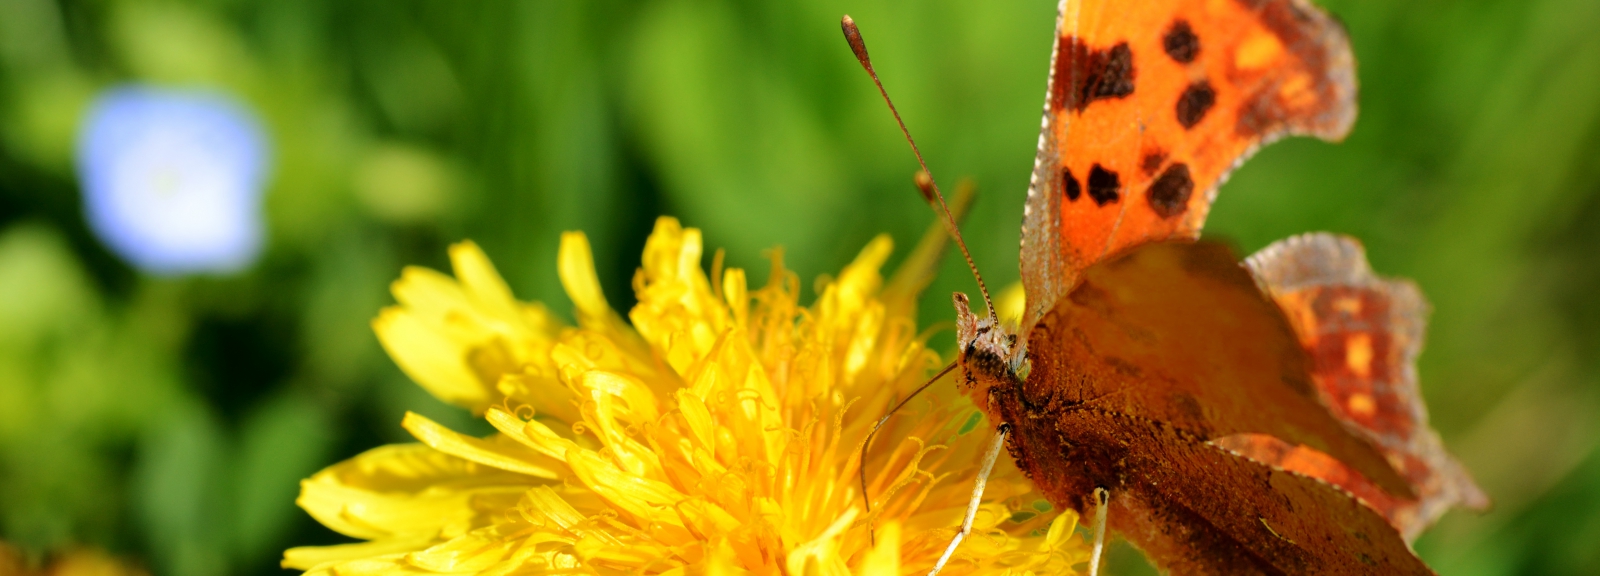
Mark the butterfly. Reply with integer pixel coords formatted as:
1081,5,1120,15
843,0,1488,573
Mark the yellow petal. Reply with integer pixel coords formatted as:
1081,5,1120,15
310,554,431,576
405,526,515,572
566,447,682,524
640,218,687,283
587,386,664,478
558,231,612,324
675,389,716,455
676,228,703,286
631,217,730,369
296,443,528,541
706,538,744,576
843,302,885,381
477,545,557,576
784,508,857,576
582,371,662,422
484,407,579,461
402,412,561,479
372,308,491,410
571,532,669,567
1042,509,1079,551
522,485,588,532
858,522,900,576
449,241,522,326
723,268,748,327
519,301,564,337
996,281,1026,329
389,266,468,320
282,537,433,570
832,235,892,310
494,371,582,425
685,497,744,536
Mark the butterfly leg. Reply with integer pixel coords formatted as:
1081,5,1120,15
927,426,1010,576
1088,487,1110,576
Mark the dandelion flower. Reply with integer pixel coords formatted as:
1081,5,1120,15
285,217,1089,575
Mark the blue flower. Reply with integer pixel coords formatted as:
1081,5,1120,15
76,86,270,275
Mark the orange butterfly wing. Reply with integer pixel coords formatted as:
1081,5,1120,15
1020,0,1355,329
1237,233,1491,540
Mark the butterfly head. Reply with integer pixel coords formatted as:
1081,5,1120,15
953,292,1029,410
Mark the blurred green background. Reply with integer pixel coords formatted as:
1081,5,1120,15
0,0,1597,574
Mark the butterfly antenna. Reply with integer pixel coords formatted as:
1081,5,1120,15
841,15,995,317
860,360,959,543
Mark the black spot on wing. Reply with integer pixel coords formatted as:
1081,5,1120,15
1146,163,1194,218
1163,20,1199,63
1087,164,1121,206
1062,167,1082,201
1177,81,1217,129
1053,37,1136,113
1141,151,1167,176
1088,44,1137,102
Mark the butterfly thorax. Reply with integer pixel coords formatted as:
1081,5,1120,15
953,290,1110,515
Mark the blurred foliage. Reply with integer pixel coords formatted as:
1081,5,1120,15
0,0,1596,575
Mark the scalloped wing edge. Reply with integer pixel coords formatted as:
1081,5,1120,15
1244,232,1489,541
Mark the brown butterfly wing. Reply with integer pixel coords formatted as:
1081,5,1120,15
1233,233,1490,540
1020,0,1356,331
998,241,1426,574
1009,408,1433,575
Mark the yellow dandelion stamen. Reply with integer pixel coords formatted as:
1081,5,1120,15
286,217,1090,576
